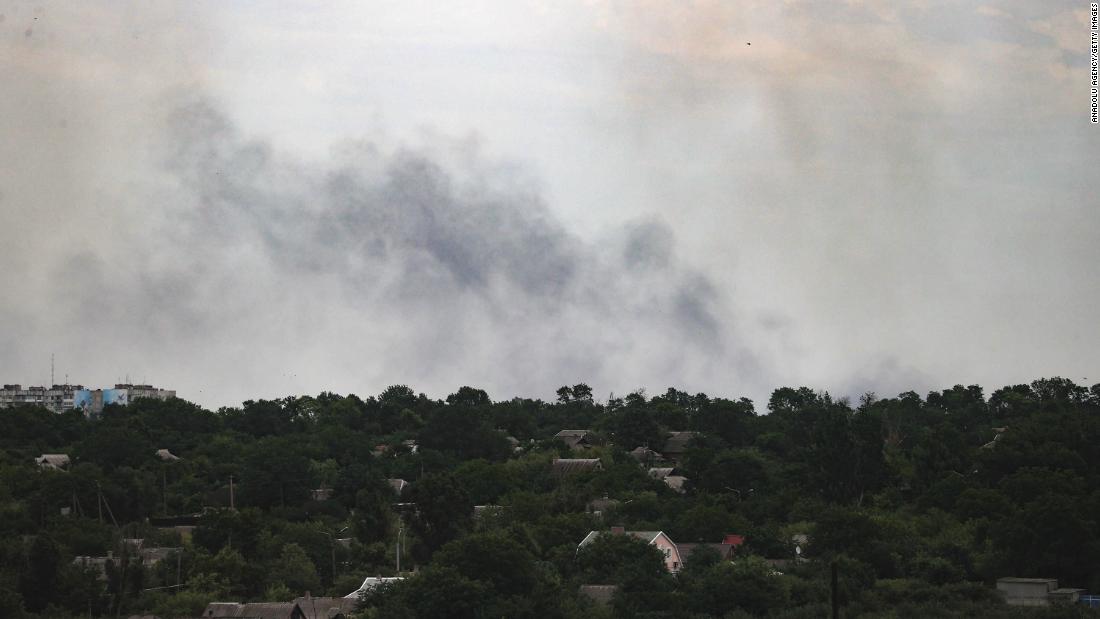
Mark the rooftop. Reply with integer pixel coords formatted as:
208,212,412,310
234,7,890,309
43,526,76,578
551,458,602,476
661,431,700,454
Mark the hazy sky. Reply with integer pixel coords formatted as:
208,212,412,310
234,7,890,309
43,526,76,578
1,1,1096,409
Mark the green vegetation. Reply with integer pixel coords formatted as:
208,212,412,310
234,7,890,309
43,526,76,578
1,378,1099,617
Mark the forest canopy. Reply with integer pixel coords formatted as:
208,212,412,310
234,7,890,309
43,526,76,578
1,378,1099,618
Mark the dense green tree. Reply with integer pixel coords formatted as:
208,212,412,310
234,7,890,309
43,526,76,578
268,543,321,595
369,566,488,619
446,386,491,408
418,406,511,461
406,472,473,561
433,530,538,597
685,556,791,616
19,534,61,613
352,478,396,545
239,435,314,508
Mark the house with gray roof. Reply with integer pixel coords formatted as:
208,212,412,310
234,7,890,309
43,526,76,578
552,458,602,477
293,596,357,619
553,430,593,450
996,577,1086,606
648,467,689,493
36,453,70,471
659,432,699,463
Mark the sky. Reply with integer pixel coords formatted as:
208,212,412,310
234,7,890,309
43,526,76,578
1,1,1097,409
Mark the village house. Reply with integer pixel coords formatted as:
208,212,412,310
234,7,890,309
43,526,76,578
551,458,602,477
293,595,357,619
659,432,699,464
387,478,408,495
74,542,181,579
996,577,1086,606
675,535,745,563
648,467,689,493
138,546,180,569
628,446,660,466
344,576,405,599
578,527,684,572
553,429,593,450
36,453,70,471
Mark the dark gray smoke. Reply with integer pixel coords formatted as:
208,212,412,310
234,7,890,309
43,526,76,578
23,98,761,405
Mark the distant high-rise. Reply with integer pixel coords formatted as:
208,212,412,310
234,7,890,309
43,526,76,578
0,382,175,416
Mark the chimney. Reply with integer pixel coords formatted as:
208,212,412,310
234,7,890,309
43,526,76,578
304,591,311,599
610,526,625,534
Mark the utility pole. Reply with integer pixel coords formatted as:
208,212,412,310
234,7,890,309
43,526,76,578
229,475,236,511
96,481,103,523
162,466,168,516
323,527,348,585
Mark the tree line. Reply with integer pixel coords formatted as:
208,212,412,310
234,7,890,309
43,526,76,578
1,378,1099,617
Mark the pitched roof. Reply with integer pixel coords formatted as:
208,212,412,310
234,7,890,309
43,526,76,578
578,529,665,547
36,454,70,470
662,475,688,493
553,429,592,448
344,576,404,599
293,597,357,619
676,542,735,561
551,458,602,476
660,431,699,454
387,479,408,494
156,448,181,461
648,467,675,479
